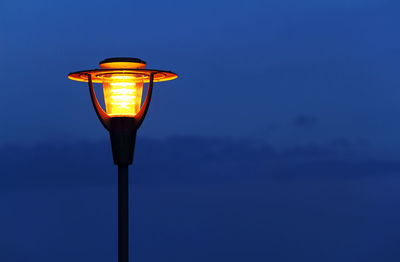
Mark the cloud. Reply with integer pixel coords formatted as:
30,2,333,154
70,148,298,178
0,135,397,190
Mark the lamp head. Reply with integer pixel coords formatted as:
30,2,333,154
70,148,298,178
68,57,177,165
68,57,177,117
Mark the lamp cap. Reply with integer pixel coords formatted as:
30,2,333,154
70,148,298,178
100,57,146,65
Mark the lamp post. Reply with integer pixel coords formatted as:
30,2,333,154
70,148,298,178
68,57,177,262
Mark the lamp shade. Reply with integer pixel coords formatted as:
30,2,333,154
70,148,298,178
99,59,146,116
102,74,143,116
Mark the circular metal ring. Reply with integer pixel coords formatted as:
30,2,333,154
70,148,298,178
68,69,178,83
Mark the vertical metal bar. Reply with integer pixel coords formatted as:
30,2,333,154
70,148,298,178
87,73,111,130
134,73,155,129
118,164,129,262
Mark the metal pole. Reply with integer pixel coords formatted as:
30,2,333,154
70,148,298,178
118,164,129,262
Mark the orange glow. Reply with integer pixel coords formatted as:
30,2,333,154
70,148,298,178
102,74,144,117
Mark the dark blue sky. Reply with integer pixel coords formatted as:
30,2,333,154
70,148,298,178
1,0,400,261
0,0,399,149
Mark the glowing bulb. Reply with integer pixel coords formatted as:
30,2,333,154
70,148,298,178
102,74,144,116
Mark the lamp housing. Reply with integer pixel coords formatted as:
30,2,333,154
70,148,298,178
68,57,177,165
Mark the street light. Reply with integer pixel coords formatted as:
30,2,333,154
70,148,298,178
68,57,177,262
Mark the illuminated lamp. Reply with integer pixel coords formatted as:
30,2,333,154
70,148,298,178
68,57,177,262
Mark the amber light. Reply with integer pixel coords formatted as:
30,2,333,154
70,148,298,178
102,74,144,116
